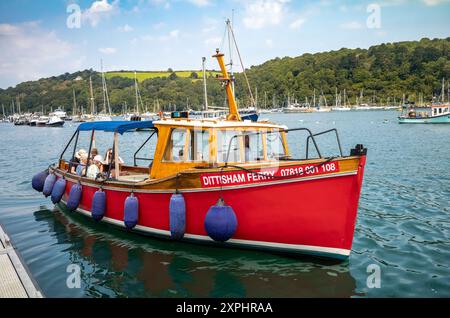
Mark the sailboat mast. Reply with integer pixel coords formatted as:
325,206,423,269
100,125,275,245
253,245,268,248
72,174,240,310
202,57,209,111
335,87,338,107
313,89,316,108
226,18,235,98
135,72,140,115
89,76,95,115
100,60,111,115
17,96,21,115
442,78,445,103
72,88,77,116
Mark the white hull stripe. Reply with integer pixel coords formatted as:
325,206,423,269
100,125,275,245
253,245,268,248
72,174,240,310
60,200,351,258
55,170,357,194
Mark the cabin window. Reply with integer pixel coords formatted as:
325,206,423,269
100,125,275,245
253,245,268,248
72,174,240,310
189,130,210,162
164,128,187,162
439,108,442,114
266,131,286,159
217,130,241,163
243,131,264,162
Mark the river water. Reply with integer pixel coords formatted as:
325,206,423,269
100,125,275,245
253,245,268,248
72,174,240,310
0,111,449,298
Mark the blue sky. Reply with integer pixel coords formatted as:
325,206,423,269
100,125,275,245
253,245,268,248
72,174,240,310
0,0,449,88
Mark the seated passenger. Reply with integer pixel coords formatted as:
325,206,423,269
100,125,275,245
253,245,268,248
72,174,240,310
90,148,99,160
86,155,104,179
71,149,87,174
76,154,88,176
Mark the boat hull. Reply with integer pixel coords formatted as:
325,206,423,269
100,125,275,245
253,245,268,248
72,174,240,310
398,114,450,124
46,121,65,127
54,157,366,260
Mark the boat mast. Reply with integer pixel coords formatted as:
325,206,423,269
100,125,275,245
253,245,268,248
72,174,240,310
72,88,77,116
442,78,445,103
313,89,316,108
89,76,95,115
264,91,267,109
101,60,111,115
213,48,241,121
134,72,140,115
226,18,235,98
344,89,347,108
226,18,256,109
17,96,21,115
202,57,209,111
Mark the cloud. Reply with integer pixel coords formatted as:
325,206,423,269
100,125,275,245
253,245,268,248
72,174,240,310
243,0,290,29
265,39,274,48
422,0,450,5
340,21,363,30
290,18,306,30
0,22,84,88
204,37,221,46
82,0,119,27
188,0,211,6
169,29,180,38
153,22,166,29
98,47,117,54
117,24,133,32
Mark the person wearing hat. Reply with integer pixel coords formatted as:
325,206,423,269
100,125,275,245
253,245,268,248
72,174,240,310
76,153,89,176
86,155,104,179
70,149,88,174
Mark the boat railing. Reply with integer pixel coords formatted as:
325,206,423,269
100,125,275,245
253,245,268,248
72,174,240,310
133,131,157,167
305,129,343,159
225,127,344,164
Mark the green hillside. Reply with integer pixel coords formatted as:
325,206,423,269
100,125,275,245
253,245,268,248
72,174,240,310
1,37,449,114
106,71,221,82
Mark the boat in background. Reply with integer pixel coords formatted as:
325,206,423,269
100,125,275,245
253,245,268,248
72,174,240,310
49,108,67,121
36,116,49,127
45,115,65,127
398,79,450,124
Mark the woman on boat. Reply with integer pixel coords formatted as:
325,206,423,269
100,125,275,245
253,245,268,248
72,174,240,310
70,149,87,174
76,153,88,176
86,155,104,179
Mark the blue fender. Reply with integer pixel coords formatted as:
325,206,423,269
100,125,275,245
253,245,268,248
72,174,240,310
204,198,238,242
67,183,82,211
43,173,57,197
169,193,186,240
124,193,139,229
92,190,106,222
51,178,66,204
32,170,49,192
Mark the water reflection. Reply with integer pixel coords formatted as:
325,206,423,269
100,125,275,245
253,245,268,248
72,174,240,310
30,206,361,298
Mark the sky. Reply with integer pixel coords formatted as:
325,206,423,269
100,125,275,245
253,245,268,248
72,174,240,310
0,0,449,88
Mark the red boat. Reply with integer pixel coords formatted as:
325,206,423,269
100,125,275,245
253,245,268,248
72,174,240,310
32,50,367,260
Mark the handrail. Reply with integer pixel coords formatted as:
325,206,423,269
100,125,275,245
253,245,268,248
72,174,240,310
133,131,156,166
305,129,343,159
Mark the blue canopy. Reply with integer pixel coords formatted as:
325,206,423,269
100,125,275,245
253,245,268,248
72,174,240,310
77,121,155,134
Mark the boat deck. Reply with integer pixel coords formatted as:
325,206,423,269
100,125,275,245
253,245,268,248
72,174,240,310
0,224,43,298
